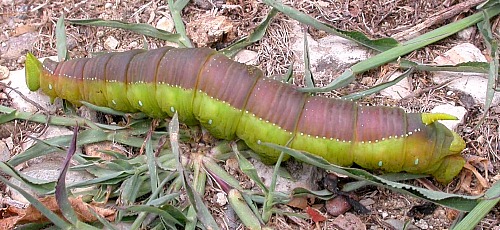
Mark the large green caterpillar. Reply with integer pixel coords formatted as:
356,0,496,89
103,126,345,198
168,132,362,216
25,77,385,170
25,47,466,183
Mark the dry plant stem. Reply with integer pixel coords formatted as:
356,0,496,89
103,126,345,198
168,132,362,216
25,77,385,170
0,196,28,209
0,82,47,112
393,0,487,40
398,79,453,105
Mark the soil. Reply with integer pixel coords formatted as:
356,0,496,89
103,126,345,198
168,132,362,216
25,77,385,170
0,0,499,229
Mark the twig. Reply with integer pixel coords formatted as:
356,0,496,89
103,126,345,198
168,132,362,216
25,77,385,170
0,196,28,209
398,79,454,106
393,0,486,41
0,82,47,112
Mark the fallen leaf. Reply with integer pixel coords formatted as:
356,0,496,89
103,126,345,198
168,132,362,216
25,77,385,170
13,25,36,37
305,206,327,223
0,196,115,228
287,196,309,209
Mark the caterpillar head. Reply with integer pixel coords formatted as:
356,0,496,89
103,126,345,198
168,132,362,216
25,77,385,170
421,113,466,184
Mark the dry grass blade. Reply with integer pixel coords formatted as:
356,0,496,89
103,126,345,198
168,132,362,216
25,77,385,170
68,19,183,46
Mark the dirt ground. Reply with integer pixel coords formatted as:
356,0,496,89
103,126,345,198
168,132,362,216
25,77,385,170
1,0,499,229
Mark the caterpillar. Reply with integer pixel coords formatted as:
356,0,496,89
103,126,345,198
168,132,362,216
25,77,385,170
25,47,466,183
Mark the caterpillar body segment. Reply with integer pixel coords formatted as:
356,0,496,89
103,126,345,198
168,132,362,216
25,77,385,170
25,47,466,183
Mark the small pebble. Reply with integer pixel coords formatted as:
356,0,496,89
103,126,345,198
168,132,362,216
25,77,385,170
156,16,174,32
104,2,113,9
215,192,227,206
326,195,351,216
104,36,119,50
0,65,10,80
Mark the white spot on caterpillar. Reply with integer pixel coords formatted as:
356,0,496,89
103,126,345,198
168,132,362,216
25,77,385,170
378,161,383,167
414,159,419,165
48,84,53,90
257,140,261,145
112,100,117,105
170,107,175,113
138,100,143,106
208,119,212,125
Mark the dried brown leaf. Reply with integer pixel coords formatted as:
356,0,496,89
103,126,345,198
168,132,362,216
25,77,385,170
0,196,115,228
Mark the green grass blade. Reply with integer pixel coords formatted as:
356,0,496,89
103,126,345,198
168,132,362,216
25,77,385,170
303,28,314,88
0,175,72,229
127,205,182,229
262,0,398,52
342,67,414,100
477,10,499,114
233,145,269,194
68,19,183,46
56,14,68,61
262,142,482,212
0,162,55,193
202,157,243,190
452,180,500,230
298,4,500,93
88,207,118,230
0,105,100,129
168,113,219,230
145,132,159,197
228,189,262,230
167,0,193,47
221,8,278,57
402,60,490,73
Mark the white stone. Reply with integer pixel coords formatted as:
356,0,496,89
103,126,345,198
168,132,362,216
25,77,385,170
156,16,174,33
0,65,9,80
456,27,476,41
215,192,228,206
104,36,119,50
380,71,412,99
1,58,60,113
431,104,467,130
433,43,500,106
234,49,258,65
104,2,113,9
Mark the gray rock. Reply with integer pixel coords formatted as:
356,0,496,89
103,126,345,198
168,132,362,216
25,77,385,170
290,23,371,86
7,153,95,203
380,71,412,99
250,158,320,193
456,27,476,41
430,104,467,130
433,43,500,106
234,49,258,65
22,125,74,151
0,33,37,60
1,60,61,113
0,140,10,162
385,219,418,230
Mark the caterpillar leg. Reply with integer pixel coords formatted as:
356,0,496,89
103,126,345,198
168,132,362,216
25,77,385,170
431,155,465,184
